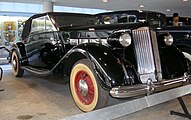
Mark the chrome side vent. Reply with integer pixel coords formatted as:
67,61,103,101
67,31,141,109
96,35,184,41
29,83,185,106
132,27,156,83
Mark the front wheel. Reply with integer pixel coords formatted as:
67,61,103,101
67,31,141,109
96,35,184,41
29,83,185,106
11,50,24,77
70,59,109,112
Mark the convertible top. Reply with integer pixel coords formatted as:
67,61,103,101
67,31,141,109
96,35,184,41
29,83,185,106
22,12,96,40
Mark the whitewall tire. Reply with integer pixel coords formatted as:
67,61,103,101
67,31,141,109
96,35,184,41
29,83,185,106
70,59,109,112
11,50,24,77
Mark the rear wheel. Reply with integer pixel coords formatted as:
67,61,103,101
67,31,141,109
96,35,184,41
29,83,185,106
11,50,24,77
70,59,109,112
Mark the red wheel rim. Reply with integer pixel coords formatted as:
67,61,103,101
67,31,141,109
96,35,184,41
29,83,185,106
74,70,94,105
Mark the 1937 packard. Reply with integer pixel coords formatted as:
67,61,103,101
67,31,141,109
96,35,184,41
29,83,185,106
10,12,190,112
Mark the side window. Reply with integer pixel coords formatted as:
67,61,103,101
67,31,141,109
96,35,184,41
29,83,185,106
45,16,56,31
31,16,45,33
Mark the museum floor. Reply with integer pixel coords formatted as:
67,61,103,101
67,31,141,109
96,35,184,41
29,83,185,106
0,64,190,120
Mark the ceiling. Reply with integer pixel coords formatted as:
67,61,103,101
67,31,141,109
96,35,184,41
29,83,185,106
1,0,191,17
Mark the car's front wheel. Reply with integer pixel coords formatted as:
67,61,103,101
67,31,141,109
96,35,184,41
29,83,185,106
11,50,24,77
70,59,109,112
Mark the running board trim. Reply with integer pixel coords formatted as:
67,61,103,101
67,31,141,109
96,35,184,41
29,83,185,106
22,66,52,76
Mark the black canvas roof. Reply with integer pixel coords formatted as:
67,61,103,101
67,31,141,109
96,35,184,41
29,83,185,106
21,12,95,39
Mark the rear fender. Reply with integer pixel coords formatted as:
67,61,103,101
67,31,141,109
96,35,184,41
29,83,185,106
11,42,28,65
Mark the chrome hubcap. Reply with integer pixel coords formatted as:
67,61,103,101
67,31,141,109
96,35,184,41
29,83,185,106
12,59,17,69
78,79,88,96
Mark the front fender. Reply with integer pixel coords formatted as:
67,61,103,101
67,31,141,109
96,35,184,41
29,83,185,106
159,45,188,79
63,43,138,90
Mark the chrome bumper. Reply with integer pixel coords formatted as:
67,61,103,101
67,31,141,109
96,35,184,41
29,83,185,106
110,74,191,98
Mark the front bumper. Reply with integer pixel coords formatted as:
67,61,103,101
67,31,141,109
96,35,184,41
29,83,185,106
110,73,191,98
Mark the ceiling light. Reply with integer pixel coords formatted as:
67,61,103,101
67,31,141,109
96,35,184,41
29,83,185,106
139,4,144,8
102,0,109,3
182,0,188,1
166,9,171,12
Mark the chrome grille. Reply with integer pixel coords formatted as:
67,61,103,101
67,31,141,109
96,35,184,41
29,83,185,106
132,27,156,83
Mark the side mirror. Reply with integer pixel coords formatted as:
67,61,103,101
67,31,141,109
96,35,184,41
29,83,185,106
0,67,2,81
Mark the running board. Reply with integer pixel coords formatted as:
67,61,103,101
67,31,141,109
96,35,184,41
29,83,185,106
22,66,52,76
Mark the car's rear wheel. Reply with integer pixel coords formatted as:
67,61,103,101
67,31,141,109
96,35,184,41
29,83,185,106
11,50,24,77
70,59,109,112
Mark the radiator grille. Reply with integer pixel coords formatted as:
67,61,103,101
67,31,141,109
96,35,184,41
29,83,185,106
132,27,156,83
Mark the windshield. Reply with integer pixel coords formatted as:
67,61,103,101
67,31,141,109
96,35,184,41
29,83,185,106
147,13,166,28
50,14,96,28
96,14,138,24
96,11,167,28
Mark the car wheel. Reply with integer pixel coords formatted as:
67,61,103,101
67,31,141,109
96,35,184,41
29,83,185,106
70,59,109,112
11,50,24,77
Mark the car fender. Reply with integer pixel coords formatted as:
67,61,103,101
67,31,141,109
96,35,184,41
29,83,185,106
11,42,28,64
159,45,188,78
62,43,139,90
173,39,191,62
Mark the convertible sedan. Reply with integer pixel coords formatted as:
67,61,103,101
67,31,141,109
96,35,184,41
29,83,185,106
10,12,191,112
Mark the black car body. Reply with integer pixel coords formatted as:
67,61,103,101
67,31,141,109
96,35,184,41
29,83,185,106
10,12,190,112
96,10,191,68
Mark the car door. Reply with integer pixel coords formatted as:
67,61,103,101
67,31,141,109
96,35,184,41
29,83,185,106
24,33,40,67
38,32,59,68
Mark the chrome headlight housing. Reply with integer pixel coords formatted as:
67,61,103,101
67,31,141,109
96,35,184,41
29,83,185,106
164,34,173,46
119,33,132,47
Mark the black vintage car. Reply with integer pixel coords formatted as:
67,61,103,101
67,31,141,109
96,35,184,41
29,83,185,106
10,12,190,112
96,10,191,67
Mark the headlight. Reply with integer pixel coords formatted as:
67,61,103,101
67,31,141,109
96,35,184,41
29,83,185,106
119,33,131,47
164,34,173,46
